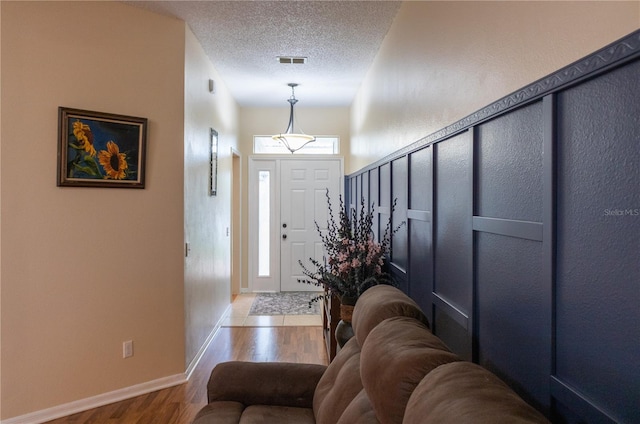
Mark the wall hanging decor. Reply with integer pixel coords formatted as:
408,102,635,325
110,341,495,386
57,107,148,188
210,128,219,196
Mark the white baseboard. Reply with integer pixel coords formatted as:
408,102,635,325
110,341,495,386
185,305,230,380
1,373,186,424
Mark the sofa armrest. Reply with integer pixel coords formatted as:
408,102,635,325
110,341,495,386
207,361,327,408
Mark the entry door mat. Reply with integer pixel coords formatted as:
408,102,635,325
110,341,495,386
249,292,322,315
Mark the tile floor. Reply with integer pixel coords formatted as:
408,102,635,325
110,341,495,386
222,293,323,327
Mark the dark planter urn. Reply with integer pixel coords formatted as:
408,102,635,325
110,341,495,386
335,319,354,348
335,296,357,348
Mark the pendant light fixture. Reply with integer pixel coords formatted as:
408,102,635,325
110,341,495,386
272,83,316,153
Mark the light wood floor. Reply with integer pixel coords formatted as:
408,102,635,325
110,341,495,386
45,326,328,424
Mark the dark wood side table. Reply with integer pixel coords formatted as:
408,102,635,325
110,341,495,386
323,292,340,361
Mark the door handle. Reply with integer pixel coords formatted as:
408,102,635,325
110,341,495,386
282,234,287,240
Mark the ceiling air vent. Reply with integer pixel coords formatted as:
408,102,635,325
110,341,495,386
277,56,307,65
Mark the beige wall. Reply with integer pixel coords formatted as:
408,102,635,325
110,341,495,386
0,2,3,420
1,2,186,419
0,2,3,419
183,27,239,368
350,1,640,173
238,106,350,290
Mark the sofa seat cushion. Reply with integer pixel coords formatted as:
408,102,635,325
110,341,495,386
192,401,244,424
314,338,364,424
402,362,550,424
353,285,430,346
360,317,460,424
336,389,381,424
238,405,315,424
193,402,315,424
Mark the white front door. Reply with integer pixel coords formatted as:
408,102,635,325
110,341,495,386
248,157,343,292
280,159,342,291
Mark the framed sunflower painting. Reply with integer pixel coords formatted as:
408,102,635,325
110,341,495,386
57,107,148,188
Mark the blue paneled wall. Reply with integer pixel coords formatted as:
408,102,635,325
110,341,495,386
346,30,640,423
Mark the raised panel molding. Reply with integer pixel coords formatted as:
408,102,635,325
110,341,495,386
432,293,469,330
347,30,640,422
472,216,543,241
407,209,431,222
550,377,620,424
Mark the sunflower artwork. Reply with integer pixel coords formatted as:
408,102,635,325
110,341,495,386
57,107,147,188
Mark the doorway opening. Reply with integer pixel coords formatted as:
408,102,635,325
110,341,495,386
231,149,241,299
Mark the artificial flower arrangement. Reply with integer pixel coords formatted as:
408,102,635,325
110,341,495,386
299,190,404,305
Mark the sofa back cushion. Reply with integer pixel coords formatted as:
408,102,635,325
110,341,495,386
360,317,460,424
402,361,550,424
313,338,364,424
352,285,429,346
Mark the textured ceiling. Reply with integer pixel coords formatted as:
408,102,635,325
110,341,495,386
129,1,401,107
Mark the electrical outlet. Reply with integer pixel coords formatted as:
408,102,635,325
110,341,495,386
123,340,134,358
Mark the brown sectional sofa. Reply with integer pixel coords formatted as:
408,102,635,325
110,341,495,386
193,285,549,423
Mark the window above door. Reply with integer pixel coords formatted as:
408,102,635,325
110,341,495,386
253,135,340,154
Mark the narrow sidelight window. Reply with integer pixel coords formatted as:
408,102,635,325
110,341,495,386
258,171,270,276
